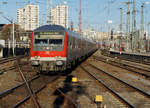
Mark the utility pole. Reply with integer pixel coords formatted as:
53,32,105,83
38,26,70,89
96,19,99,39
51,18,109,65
41,14,45,26
50,0,52,25
79,0,82,34
107,1,111,48
132,0,137,52
47,0,52,24
70,21,73,31
125,2,131,51
65,6,67,28
140,4,145,51
119,8,123,51
12,20,15,56
46,0,49,24
148,22,150,51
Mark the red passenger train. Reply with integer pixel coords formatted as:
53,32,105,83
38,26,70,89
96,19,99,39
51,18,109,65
30,25,97,72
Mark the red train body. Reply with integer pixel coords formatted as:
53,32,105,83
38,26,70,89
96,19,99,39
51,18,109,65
30,25,97,72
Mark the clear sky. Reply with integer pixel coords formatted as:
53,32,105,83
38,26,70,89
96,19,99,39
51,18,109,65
0,0,150,32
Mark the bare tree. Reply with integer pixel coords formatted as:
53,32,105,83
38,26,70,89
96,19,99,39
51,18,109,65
1,24,25,41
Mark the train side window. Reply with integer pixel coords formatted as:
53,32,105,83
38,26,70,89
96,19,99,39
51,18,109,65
76,39,78,48
77,39,79,48
75,38,77,48
70,42,72,49
79,40,81,48
72,37,74,49
70,36,73,49
68,35,71,49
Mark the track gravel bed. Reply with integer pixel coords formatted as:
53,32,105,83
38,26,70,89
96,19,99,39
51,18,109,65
82,61,150,108
19,73,82,108
67,68,98,108
93,52,150,79
63,62,128,108
89,58,150,95
0,57,39,108
18,75,60,108
0,57,32,92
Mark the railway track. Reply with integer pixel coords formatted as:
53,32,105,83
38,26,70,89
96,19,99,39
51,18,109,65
0,61,28,75
109,54,150,65
0,55,27,64
98,54,150,71
0,57,45,108
101,50,150,66
0,75,43,107
55,88,80,108
0,58,80,108
74,68,127,108
0,55,28,75
80,63,150,108
93,55,150,80
100,49,150,66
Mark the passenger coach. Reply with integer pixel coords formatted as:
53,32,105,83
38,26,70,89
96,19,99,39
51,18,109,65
30,25,97,72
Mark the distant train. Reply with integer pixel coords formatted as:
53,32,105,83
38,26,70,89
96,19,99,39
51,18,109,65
30,25,97,72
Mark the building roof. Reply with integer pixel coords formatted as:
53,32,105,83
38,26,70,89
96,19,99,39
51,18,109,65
34,25,66,32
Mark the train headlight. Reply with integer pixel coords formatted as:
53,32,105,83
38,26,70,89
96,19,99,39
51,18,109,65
31,60,39,66
35,56,38,59
56,61,63,66
46,47,49,50
35,56,40,59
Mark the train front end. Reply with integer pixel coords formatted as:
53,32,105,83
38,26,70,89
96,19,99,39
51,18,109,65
30,26,67,72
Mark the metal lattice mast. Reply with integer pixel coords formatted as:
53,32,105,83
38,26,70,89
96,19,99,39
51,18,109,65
125,2,131,51
132,0,136,32
148,22,150,51
65,5,67,28
50,0,52,25
46,0,49,24
119,8,123,51
140,4,144,50
70,21,73,31
132,0,136,52
46,0,52,24
79,0,82,34
12,20,15,56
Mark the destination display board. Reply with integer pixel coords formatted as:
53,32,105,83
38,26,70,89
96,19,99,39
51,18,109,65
34,32,64,39
39,32,60,35
34,31,64,35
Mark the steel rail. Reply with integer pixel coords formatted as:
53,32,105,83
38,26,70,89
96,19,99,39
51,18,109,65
116,59,150,72
17,59,41,108
13,75,61,108
88,63,150,98
12,85,46,108
102,54,150,70
80,65,135,108
93,56,150,78
0,75,40,98
56,88,80,108
109,54,150,65
0,66,17,74
0,55,27,64
0,56,18,61
0,62,28,73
